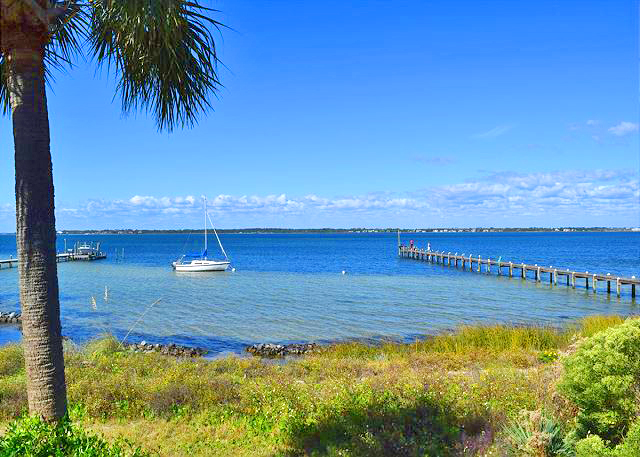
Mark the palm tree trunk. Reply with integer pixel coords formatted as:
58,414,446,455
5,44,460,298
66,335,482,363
7,45,67,421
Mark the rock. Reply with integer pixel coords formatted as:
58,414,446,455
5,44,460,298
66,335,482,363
246,342,320,358
0,311,21,326
122,341,206,358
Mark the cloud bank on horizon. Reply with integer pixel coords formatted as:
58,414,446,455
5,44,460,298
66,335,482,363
1,168,633,231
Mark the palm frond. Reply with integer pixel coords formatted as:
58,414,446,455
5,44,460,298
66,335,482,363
0,56,10,115
44,1,89,79
0,0,88,111
89,0,224,131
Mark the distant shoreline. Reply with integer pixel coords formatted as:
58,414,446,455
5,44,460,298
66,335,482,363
1,227,639,236
57,227,640,235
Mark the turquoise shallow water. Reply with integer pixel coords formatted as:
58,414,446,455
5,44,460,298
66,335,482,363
0,232,638,353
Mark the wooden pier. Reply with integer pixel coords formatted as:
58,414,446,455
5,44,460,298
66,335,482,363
0,253,73,269
0,243,106,270
399,246,638,298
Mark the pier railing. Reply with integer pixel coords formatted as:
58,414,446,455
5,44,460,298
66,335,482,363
0,252,106,270
399,246,638,298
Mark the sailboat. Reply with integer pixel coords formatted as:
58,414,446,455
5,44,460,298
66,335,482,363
172,197,231,272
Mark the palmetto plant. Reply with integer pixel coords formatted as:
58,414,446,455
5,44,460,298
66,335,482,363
0,0,223,421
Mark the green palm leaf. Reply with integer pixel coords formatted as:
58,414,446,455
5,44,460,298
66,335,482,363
45,1,89,72
0,0,87,114
1,0,223,129
89,0,224,131
0,56,8,115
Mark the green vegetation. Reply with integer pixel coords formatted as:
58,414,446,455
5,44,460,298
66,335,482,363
0,315,638,456
501,410,574,457
559,318,640,444
574,422,640,457
0,416,149,457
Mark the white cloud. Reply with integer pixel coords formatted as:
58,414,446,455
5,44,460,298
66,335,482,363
2,169,636,230
473,125,512,139
608,121,639,136
406,169,639,223
37,169,637,229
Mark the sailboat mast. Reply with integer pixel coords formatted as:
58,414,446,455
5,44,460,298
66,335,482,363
206,211,229,260
203,196,208,257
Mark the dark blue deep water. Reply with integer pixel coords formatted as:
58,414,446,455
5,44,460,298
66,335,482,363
0,232,638,354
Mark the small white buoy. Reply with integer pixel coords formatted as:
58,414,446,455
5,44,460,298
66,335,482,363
341,270,346,275
231,268,236,272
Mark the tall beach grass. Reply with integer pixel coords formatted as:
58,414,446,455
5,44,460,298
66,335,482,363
0,314,635,456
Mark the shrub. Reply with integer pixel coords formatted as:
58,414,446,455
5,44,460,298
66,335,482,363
0,382,28,419
501,410,574,457
286,384,460,456
538,350,559,364
0,415,150,457
147,383,193,417
575,435,613,457
559,318,640,444
616,421,640,457
0,345,24,377
84,336,123,358
575,420,640,457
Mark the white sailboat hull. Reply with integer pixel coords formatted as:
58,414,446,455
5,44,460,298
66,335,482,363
172,260,230,272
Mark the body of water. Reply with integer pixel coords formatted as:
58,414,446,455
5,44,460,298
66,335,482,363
0,232,638,353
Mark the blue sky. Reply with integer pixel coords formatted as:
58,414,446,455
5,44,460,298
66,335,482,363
1,0,638,230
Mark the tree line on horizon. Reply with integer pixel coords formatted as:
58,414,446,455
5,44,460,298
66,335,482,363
53,226,632,234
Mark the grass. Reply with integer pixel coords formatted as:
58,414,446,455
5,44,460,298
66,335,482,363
0,314,634,456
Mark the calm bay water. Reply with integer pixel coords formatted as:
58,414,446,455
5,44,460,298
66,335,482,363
0,232,638,353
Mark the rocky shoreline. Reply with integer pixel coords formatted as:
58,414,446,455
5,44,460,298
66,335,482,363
124,340,208,357
1,311,320,358
246,342,320,357
0,311,21,325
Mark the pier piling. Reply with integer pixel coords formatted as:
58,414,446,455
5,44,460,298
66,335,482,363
398,245,638,299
